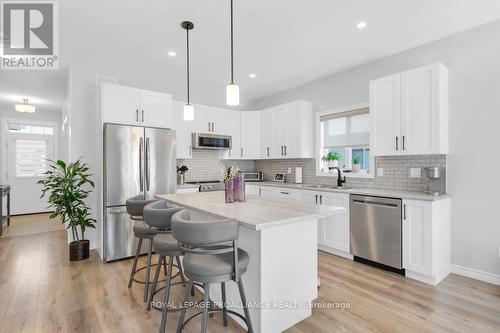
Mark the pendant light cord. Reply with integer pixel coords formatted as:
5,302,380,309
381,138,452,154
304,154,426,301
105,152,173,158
186,28,190,104
230,0,234,84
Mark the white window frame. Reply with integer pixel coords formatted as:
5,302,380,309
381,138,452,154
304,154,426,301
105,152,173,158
315,103,374,178
1,118,58,183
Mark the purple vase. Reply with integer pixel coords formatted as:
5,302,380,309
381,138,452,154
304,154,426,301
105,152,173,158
234,173,246,202
225,180,235,203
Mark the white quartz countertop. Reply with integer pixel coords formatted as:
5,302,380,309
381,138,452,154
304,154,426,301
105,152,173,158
254,181,451,201
156,191,345,230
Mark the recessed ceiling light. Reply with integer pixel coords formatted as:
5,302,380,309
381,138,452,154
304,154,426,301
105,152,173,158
249,73,256,78
356,22,367,30
168,51,176,57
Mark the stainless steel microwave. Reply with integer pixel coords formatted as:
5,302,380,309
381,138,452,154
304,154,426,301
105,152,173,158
192,133,231,150
244,172,263,182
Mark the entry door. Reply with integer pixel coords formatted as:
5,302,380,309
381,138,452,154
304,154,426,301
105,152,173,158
5,122,56,215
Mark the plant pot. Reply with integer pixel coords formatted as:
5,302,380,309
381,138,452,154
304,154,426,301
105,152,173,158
69,240,90,261
330,160,339,168
352,164,361,173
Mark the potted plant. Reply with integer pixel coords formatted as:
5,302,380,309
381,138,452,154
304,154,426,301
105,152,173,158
177,165,188,185
321,152,341,169
352,156,361,173
38,159,96,261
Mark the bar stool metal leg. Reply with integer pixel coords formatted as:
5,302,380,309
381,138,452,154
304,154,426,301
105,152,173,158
160,255,174,333
128,237,143,288
221,282,228,327
201,283,211,333
148,255,164,311
176,280,193,333
238,279,254,333
144,239,154,303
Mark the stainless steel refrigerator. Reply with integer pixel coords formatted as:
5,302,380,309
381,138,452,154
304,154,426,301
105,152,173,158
103,124,176,261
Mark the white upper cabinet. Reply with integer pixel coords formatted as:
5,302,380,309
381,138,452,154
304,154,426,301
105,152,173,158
101,83,140,125
139,89,172,128
220,110,241,159
260,100,314,159
100,83,173,128
240,111,261,159
371,63,449,156
370,74,402,156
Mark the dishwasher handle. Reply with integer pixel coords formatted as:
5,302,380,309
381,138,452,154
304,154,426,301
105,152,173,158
352,199,399,208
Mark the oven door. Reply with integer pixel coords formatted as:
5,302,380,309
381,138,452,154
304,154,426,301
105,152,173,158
192,133,231,150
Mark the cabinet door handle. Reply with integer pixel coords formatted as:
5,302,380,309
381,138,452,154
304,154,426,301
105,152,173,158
208,122,211,132
212,122,215,132
141,110,144,122
320,195,323,205
280,191,289,195
396,136,399,151
403,204,407,220
402,136,405,150
189,145,192,156
284,146,287,156
281,146,284,155
241,148,243,157
315,194,318,205
136,109,139,122
267,147,270,157
259,188,262,196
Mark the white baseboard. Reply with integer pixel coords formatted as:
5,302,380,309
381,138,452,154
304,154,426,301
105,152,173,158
450,264,500,286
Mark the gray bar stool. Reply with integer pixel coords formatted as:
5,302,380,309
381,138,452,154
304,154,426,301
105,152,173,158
126,196,181,303
172,209,254,333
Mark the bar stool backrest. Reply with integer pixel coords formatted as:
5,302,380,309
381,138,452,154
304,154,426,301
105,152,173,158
126,195,157,220
172,209,242,281
143,200,182,230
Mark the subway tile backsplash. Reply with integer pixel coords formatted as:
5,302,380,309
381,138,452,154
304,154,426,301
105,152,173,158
179,152,446,192
178,150,255,182
254,155,446,192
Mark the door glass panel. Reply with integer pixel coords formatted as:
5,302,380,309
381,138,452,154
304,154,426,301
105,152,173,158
15,139,48,177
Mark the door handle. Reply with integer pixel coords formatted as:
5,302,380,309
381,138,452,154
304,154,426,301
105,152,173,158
211,122,215,132
315,194,318,205
241,148,243,157
320,195,323,205
136,109,139,122
403,204,407,220
267,147,270,157
281,146,284,155
396,136,399,151
402,136,405,150
145,137,150,191
280,191,289,195
208,122,211,132
189,145,192,156
139,137,144,192
284,146,287,156
141,110,144,122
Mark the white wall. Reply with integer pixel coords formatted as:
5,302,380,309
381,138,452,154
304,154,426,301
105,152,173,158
251,20,500,277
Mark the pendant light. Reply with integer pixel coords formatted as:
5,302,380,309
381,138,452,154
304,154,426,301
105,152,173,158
15,98,36,113
182,21,194,121
226,0,239,106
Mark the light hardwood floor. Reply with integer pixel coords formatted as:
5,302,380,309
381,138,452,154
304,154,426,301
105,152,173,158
0,225,499,332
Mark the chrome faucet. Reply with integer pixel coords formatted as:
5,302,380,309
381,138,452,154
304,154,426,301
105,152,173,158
332,167,346,187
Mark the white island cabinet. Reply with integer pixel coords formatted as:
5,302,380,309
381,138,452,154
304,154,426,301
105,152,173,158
156,191,345,333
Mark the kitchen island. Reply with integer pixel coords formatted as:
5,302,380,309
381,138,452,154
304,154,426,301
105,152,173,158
156,191,345,333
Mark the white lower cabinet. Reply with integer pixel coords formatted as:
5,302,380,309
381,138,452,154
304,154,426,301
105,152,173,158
402,198,451,285
259,186,277,198
298,190,351,257
245,184,260,196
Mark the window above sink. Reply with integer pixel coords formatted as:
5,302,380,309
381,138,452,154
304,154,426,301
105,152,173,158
315,103,374,179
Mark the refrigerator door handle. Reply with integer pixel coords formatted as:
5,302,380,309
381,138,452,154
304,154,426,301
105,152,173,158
139,137,144,192
145,137,150,191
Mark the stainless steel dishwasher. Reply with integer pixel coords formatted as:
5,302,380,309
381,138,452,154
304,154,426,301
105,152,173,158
350,195,404,274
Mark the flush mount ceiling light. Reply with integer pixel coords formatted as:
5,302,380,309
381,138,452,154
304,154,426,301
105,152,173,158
15,99,36,113
249,73,256,79
356,22,367,30
168,51,176,57
181,21,194,121
226,0,239,106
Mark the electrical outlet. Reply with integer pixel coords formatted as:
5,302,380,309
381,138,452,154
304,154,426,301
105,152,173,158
377,168,384,177
410,168,421,178
287,168,292,174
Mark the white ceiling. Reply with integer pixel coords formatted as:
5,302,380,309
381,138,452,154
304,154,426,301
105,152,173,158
3,0,500,110
0,69,68,113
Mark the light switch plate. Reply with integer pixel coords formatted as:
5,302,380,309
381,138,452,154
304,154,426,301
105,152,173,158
377,168,384,177
410,168,421,178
